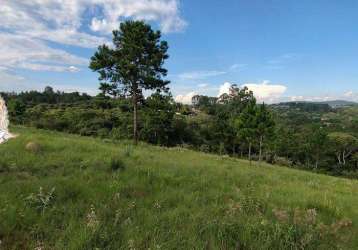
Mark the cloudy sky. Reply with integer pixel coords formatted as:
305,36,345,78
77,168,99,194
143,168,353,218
1,0,358,104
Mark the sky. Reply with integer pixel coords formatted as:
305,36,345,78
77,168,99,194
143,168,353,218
1,0,358,104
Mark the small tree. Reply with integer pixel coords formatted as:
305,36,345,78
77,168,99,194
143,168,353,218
328,132,357,167
90,20,170,144
235,101,257,164
256,103,275,162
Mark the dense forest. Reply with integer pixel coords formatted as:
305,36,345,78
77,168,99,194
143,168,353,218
2,85,357,178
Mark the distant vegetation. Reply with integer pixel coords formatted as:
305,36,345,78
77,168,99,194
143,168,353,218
2,85,357,178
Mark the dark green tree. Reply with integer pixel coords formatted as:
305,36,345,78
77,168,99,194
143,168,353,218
235,101,258,164
90,20,170,144
308,125,328,169
142,92,175,145
7,99,26,124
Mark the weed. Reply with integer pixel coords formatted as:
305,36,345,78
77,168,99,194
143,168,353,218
110,158,125,171
25,187,55,214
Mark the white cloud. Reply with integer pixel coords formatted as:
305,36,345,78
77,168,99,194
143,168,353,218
243,81,287,103
68,66,81,73
229,64,247,71
289,96,305,102
217,82,232,97
0,34,88,73
0,0,186,76
175,91,196,104
89,0,187,34
178,70,226,80
0,0,186,45
216,81,287,103
0,68,30,92
198,83,208,88
343,91,358,102
344,90,354,98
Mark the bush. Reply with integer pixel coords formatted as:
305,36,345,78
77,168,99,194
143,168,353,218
199,144,210,153
25,141,42,154
0,160,10,173
274,156,293,167
110,158,125,171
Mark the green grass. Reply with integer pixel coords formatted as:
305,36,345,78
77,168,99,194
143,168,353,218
0,126,357,249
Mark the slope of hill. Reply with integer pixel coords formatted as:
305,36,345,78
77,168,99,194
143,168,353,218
0,127,357,249
318,100,358,108
273,100,358,109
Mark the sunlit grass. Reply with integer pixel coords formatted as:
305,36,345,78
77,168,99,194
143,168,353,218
0,126,357,249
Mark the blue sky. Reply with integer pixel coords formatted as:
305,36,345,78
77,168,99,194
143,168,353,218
1,0,358,103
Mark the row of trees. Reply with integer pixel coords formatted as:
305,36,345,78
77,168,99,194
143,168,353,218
4,82,358,176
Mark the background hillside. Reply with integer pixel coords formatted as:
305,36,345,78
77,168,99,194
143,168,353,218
0,127,357,249
2,88,357,178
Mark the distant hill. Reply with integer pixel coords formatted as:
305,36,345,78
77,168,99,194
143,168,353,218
273,100,357,109
316,100,358,108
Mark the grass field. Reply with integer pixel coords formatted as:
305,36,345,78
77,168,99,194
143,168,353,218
0,127,357,249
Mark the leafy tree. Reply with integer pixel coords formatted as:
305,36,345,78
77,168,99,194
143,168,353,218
218,85,255,115
328,132,357,167
44,86,54,95
217,85,256,155
141,92,175,145
90,20,170,144
7,99,26,124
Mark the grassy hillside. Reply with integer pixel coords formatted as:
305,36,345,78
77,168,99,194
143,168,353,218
0,127,357,249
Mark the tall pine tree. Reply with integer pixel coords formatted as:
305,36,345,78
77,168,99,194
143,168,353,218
90,21,170,144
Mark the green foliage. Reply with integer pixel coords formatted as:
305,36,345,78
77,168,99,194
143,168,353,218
328,132,357,167
141,92,175,145
90,20,170,143
25,187,56,215
110,158,126,172
3,83,358,177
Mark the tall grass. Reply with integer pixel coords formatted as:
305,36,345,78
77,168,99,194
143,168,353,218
0,126,357,249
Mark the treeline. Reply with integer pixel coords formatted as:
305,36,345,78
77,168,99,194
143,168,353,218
2,85,358,178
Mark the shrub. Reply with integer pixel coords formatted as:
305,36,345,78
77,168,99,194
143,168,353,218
25,187,55,214
25,141,42,154
110,158,125,172
274,156,293,167
199,144,210,153
0,160,10,173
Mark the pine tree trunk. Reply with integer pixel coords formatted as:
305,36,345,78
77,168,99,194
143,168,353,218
133,88,138,145
259,135,263,162
249,142,252,165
